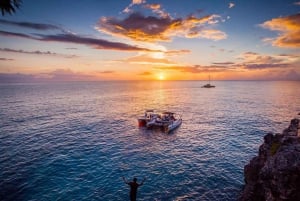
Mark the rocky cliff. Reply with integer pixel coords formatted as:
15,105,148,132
239,118,300,201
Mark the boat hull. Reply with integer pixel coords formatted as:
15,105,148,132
138,118,147,127
164,119,182,133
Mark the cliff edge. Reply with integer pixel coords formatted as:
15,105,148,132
239,118,300,201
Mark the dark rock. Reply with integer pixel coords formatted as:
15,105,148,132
239,118,300,201
264,133,274,144
283,118,299,136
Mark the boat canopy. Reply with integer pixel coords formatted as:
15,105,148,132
145,109,155,113
162,112,175,115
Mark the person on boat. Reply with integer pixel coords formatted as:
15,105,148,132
122,176,146,201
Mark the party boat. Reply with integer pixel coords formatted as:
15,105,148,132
138,110,182,133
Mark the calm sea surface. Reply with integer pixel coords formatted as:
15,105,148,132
1,81,300,201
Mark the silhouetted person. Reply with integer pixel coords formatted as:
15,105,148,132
123,176,146,201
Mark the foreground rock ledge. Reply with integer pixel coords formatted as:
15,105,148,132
239,118,300,201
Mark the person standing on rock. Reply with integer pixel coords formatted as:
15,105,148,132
122,176,146,201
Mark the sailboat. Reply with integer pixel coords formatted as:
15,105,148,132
202,75,215,88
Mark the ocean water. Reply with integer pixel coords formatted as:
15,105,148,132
1,81,300,201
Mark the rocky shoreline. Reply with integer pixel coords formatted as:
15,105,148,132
239,118,300,201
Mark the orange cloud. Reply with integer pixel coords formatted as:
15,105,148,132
144,3,169,18
139,71,152,76
155,65,232,74
123,0,146,13
97,12,226,42
188,29,226,40
145,3,160,10
120,54,177,66
132,0,144,4
155,51,298,75
164,49,191,56
236,52,298,69
261,13,300,48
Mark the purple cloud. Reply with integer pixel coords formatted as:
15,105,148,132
283,70,300,80
44,69,97,81
97,11,226,42
242,63,290,69
65,47,78,50
99,70,115,74
237,51,296,70
0,30,36,39
0,30,155,52
0,73,35,83
0,19,63,31
0,57,14,61
0,47,77,58
38,33,152,51
212,62,235,65
0,69,101,83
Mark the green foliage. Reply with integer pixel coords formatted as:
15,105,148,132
270,141,281,156
0,0,22,16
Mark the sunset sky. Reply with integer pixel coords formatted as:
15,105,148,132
0,0,299,81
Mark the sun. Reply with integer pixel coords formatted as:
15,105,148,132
158,73,165,80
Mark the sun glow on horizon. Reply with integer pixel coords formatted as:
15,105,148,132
158,72,166,80
0,1,299,82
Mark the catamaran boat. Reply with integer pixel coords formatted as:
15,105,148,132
202,75,215,88
138,110,182,133
137,109,159,127
202,83,215,88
